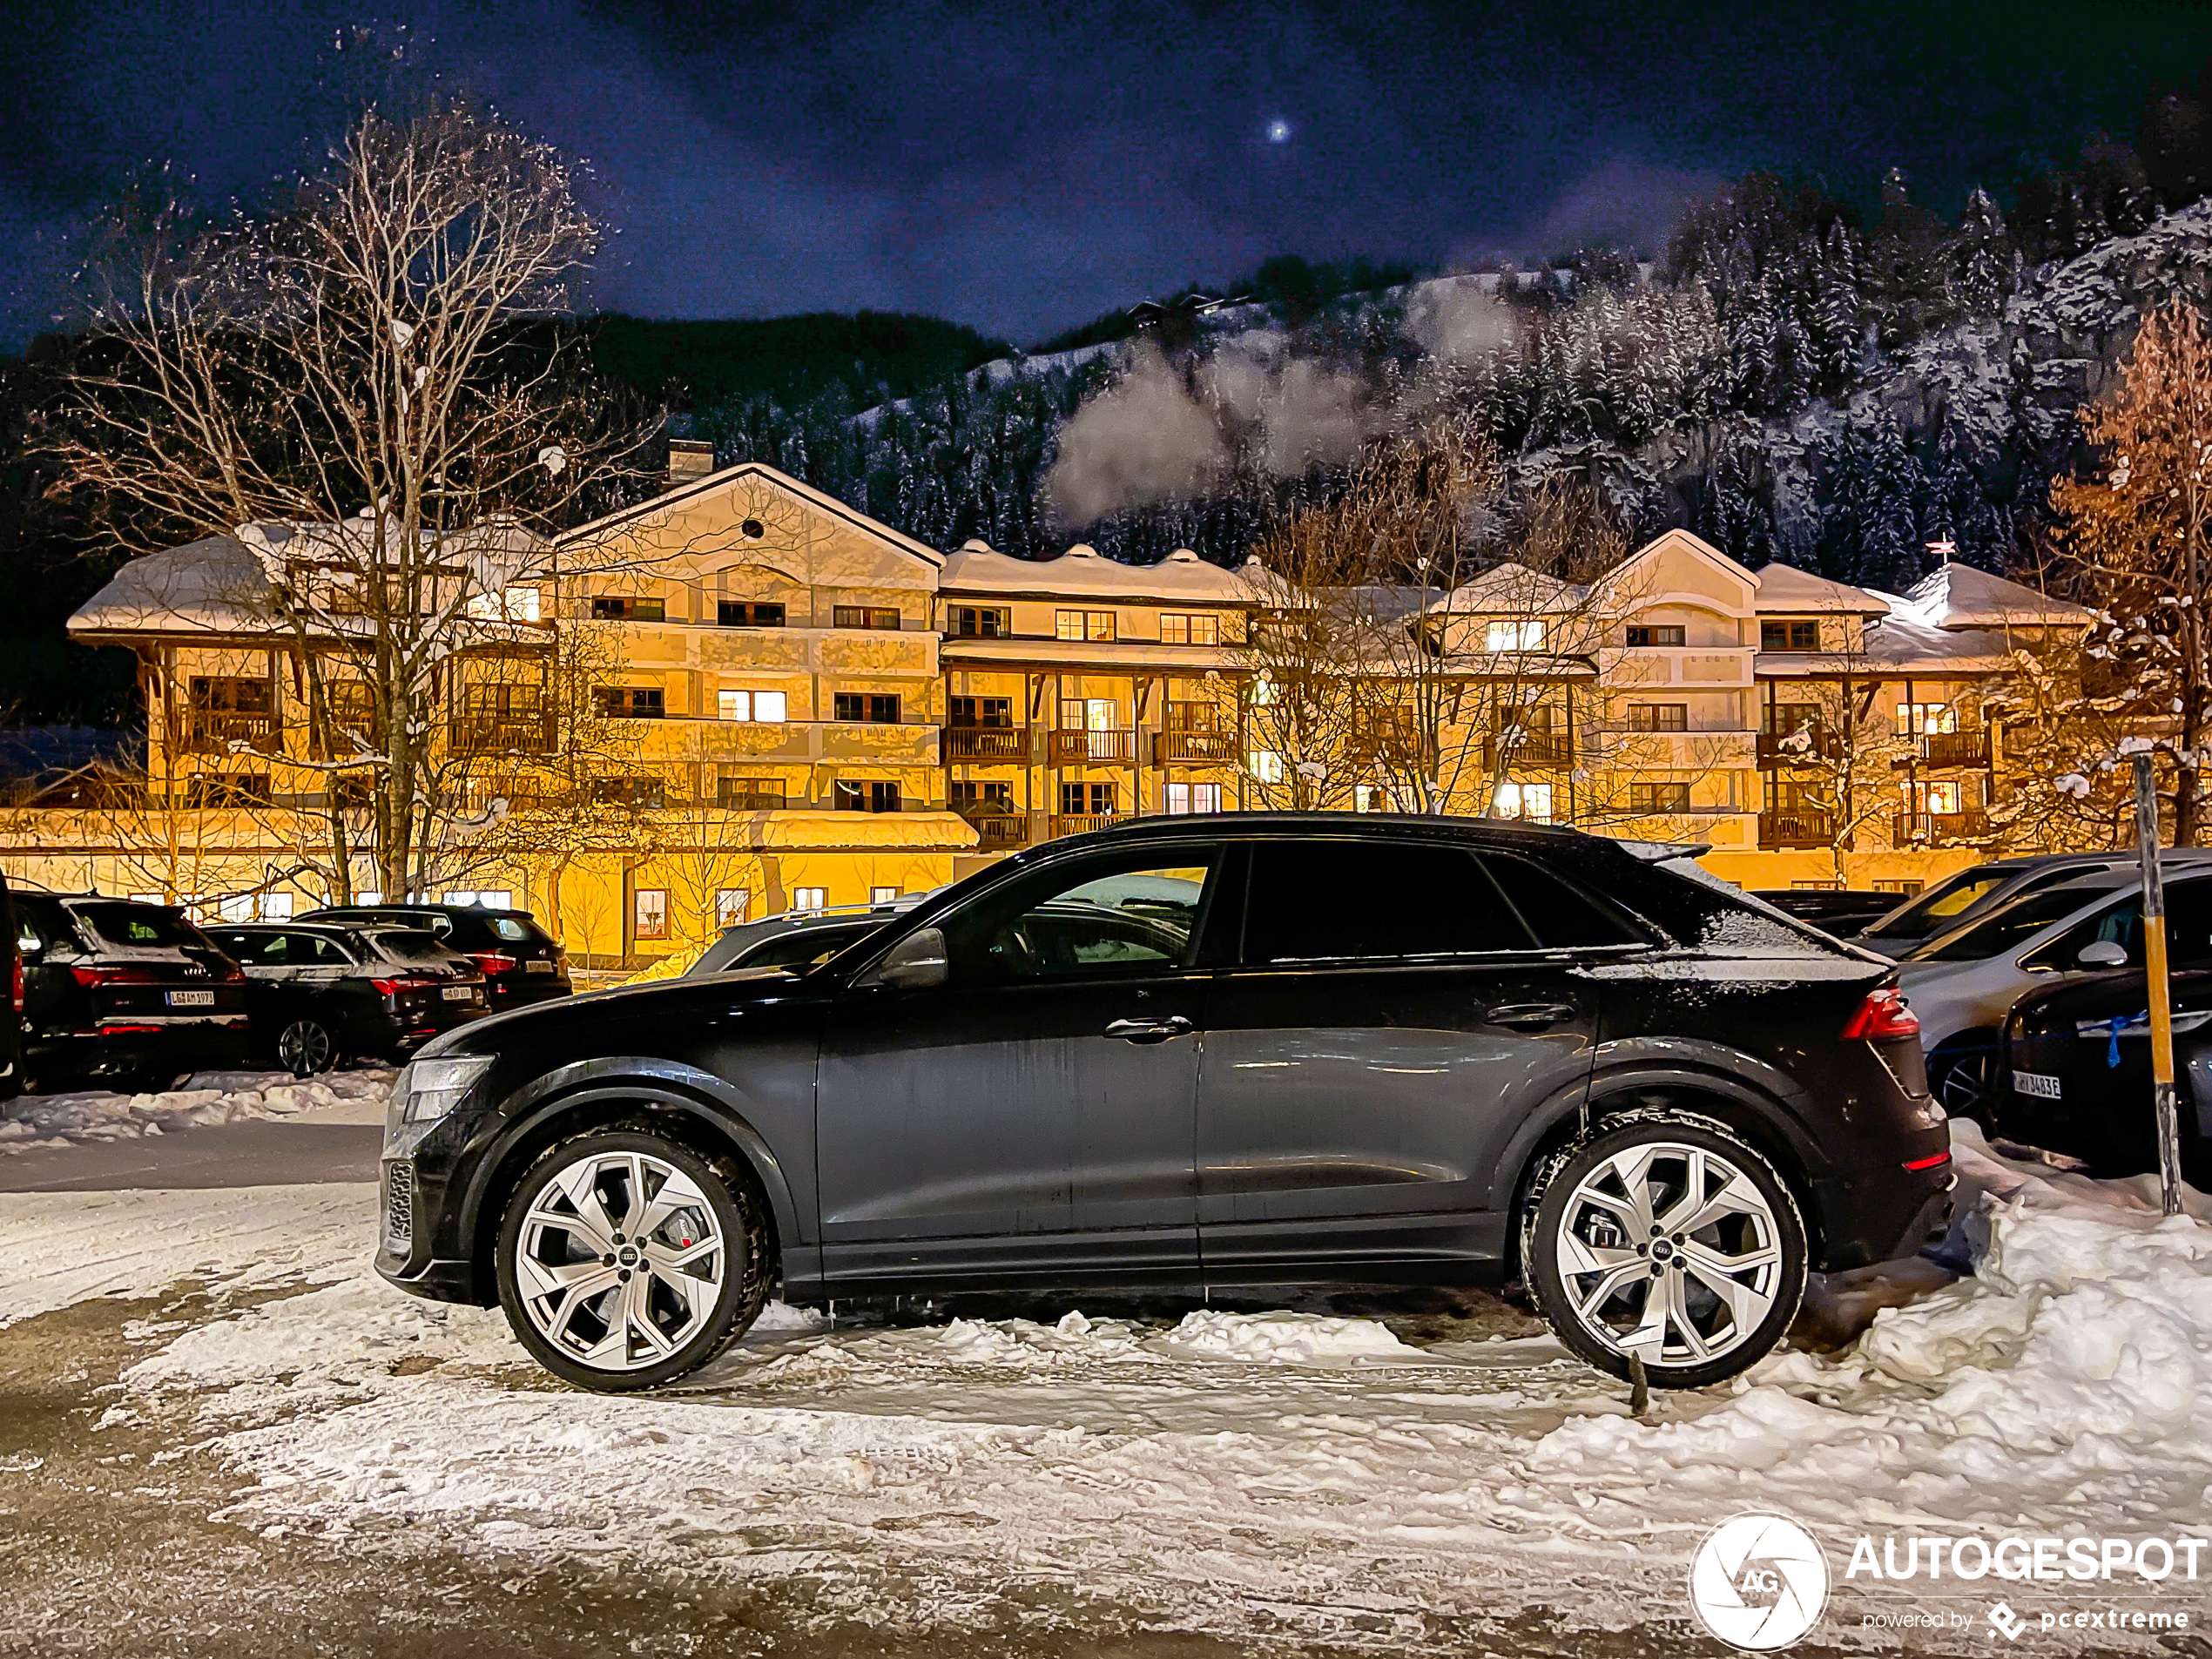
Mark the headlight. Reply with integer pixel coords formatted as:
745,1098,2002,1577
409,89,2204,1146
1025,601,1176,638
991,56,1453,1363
392,1055,496,1126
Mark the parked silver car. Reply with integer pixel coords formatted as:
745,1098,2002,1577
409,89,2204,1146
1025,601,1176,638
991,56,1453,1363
1851,852,2212,960
1894,867,2212,1117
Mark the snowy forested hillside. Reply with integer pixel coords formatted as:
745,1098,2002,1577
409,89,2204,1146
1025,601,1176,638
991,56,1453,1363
687,185,2212,589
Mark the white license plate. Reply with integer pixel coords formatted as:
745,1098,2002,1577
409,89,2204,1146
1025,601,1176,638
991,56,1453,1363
524,959,554,974
2014,1070,2064,1101
166,989,215,1008
442,985,475,1001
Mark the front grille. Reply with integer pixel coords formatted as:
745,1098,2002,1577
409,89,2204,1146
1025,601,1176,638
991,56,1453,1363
382,1160,415,1243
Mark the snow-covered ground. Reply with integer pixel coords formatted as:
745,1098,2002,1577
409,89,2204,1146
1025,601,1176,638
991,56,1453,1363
5,1125,2210,1649
0,1068,392,1155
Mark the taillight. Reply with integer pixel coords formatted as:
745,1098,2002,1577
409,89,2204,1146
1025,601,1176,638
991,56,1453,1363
371,976,431,997
468,952,516,975
1842,987,1920,1042
10,954,22,1013
71,965,160,988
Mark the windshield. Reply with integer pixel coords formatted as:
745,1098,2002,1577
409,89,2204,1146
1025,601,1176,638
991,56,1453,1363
72,901,210,950
1862,867,2009,937
1905,887,2118,964
370,929,459,965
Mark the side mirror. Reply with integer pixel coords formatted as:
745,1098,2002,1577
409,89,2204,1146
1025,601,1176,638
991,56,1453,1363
2077,940,2128,968
871,926,948,989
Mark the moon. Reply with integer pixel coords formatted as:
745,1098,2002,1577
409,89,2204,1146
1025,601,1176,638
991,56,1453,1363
1264,118,1292,144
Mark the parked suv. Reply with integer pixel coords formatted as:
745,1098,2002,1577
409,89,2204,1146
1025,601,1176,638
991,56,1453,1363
12,893,250,1092
376,817,1951,1394
298,904,570,1011
206,923,489,1075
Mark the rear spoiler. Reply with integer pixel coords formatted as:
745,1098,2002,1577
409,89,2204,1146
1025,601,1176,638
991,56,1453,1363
1616,840,1714,863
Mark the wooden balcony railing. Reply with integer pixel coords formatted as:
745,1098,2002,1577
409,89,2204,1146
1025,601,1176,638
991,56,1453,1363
1152,729,1237,765
943,725,1028,764
184,711,282,756
448,713,557,756
1048,814,1120,840
1757,729,1845,767
1481,732,1573,769
1895,810,1993,845
1919,732,1992,768
958,810,1029,851
1757,809,1836,848
1050,728,1137,765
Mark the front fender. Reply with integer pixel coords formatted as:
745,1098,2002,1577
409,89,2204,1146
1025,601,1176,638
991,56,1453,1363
455,1055,811,1278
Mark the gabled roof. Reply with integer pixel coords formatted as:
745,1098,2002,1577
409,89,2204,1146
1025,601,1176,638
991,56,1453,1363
556,461,944,570
941,541,1257,604
1425,562,1584,615
1753,562,1892,617
70,533,275,639
1901,563,2092,631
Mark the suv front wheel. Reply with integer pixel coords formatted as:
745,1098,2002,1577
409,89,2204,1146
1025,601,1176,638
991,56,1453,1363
494,1126,769,1391
1522,1113,1807,1390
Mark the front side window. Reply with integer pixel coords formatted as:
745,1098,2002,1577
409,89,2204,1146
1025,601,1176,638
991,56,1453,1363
1242,841,1534,963
943,853,1217,983
1910,889,2120,964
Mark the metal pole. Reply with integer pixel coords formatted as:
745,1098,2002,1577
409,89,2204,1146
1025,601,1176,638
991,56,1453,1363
2133,753,2186,1217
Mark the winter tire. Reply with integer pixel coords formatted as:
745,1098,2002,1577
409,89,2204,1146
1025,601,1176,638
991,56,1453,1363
1523,1111,1807,1390
276,1017,338,1077
495,1124,770,1393
1931,1045,1994,1125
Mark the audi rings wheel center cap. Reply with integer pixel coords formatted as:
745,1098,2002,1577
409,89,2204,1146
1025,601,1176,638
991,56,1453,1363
1649,1239,1675,1261
617,1246,640,1266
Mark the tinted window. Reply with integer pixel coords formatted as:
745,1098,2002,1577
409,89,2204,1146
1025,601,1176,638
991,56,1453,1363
368,930,451,965
742,926,873,970
1909,889,2120,963
1486,854,1642,949
489,915,548,943
73,902,204,949
1862,867,2010,937
212,930,284,964
1243,841,1534,964
287,932,354,965
945,853,1216,981
2164,880,2212,968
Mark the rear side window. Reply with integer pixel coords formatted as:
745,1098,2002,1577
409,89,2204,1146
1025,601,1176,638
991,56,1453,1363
489,915,546,943
1241,841,1534,964
1482,854,1642,949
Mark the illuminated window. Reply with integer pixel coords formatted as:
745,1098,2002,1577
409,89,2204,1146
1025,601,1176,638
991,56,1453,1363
1897,702,1959,735
1160,612,1219,645
467,587,541,623
714,889,751,928
870,887,900,904
1494,782,1554,823
1251,674,1279,706
633,888,670,941
1248,749,1285,784
1485,619,1545,651
1164,782,1221,815
791,887,828,912
716,689,788,723
1056,609,1116,642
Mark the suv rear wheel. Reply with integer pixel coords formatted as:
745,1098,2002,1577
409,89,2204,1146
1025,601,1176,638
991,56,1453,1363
1523,1112,1807,1390
494,1126,769,1392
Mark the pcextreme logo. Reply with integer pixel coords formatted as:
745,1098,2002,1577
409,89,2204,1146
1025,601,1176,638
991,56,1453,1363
1689,1512,1832,1652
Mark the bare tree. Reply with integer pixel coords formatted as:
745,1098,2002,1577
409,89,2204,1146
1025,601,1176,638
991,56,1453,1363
57,98,649,902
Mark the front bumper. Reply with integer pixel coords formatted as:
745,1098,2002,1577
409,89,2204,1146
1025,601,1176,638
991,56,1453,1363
375,1153,496,1305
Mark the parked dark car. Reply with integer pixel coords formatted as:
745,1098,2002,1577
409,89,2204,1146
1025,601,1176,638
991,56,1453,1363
1994,968,2212,1186
1847,852,2212,959
376,816,1952,1395
12,893,250,1092
206,923,489,1075
687,900,918,977
298,904,570,1011
0,873,20,1102
1750,889,1907,932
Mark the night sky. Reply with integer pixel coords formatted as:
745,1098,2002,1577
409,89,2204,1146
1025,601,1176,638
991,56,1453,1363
3,0,2209,350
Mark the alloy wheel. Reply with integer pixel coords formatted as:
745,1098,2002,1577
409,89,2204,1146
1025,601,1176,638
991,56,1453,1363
277,1018,334,1076
1935,1049,1993,1121
1550,1140,1786,1368
513,1149,725,1372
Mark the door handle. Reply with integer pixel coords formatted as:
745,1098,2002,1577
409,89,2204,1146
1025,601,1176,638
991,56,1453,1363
1483,1002,1579,1031
1103,1015,1194,1043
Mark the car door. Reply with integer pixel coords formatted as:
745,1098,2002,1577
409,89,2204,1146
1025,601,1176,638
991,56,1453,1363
1197,836,1629,1275
813,842,1227,1286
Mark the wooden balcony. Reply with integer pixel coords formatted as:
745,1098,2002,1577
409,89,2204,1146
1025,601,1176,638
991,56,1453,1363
1895,810,1993,845
943,725,1029,764
1757,809,1836,848
1757,729,1844,767
1050,728,1137,765
958,810,1029,851
1048,814,1120,840
1919,732,1992,768
1152,729,1237,765
448,713,556,756
1481,732,1572,769
183,711,282,756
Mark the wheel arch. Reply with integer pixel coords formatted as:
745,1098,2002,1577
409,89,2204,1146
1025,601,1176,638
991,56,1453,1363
457,1060,802,1298
1494,1049,1831,1278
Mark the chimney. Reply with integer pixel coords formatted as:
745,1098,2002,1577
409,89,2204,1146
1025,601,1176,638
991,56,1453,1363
665,438,717,493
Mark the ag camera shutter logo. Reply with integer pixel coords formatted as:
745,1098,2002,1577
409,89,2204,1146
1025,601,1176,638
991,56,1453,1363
1689,1512,1831,1651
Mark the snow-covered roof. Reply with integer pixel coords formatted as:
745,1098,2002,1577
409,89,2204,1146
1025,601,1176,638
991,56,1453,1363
1901,563,2092,631
559,461,944,570
1753,563,1891,617
1424,562,1584,615
70,533,277,639
941,542,1257,604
